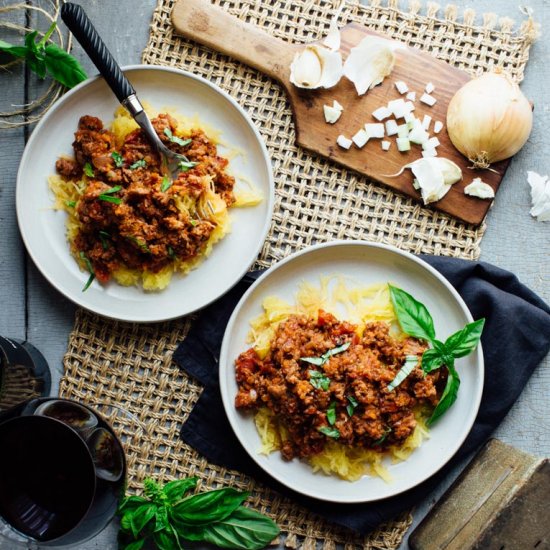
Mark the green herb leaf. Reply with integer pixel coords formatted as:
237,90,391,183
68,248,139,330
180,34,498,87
127,236,150,253
373,427,391,446
0,40,29,59
421,348,445,374
98,194,122,204
161,176,173,193
346,395,358,417
308,370,331,391
121,539,146,550
301,356,325,367
326,401,337,426
387,355,419,392
130,503,157,538
178,506,280,550
301,341,351,369
178,160,199,172
167,246,177,260
172,488,248,526
118,495,149,514
79,251,95,292
43,42,87,88
389,285,436,342
98,230,110,251
190,219,197,227
427,365,461,426
443,318,485,359
154,528,181,550
164,127,192,147
66,200,76,208
130,159,147,169
101,185,122,195
317,426,340,439
154,506,169,533
162,478,198,505
111,151,124,167
83,162,94,177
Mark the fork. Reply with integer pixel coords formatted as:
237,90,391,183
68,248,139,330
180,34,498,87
61,2,213,220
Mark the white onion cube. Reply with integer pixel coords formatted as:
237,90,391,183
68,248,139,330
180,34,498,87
365,123,385,139
420,93,437,106
406,91,416,101
424,136,441,149
352,129,369,148
425,82,435,94
404,101,415,113
404,112,415,123
372,106,392,121
422,114,432,131
385,119,399,136
397,124,409,138
381,140,391,151
397,137,411,152
395,80,409,94
336,134,353,149
333,99,344,111
433,120,444,134
422,148,438,158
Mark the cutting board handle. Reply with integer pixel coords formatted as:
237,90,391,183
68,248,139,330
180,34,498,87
171,0,296,83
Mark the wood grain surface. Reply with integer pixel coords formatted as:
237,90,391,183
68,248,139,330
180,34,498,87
172,0,509,226
0,1,548,550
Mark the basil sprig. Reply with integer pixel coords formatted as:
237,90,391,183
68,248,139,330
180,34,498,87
0,22,87,88
164,127,192,147
388,285,484,425
117,477,279,550
301,341,350,367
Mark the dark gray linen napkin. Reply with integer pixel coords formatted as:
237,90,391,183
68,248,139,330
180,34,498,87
173,256,550,534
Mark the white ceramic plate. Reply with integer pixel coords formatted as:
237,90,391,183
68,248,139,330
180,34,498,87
16,65,274,322
219,241,484,503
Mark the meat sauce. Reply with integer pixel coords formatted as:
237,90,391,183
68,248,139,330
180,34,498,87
235,310,444,460
56,114,235,283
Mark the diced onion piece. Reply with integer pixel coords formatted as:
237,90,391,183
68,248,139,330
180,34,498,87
411,118,423,132
404,112,415,123
425,82,435,94
397,124,409,138
372,106,392,121
420,93,437,106
365,123,385,138
381,140,391,151
433,120,444,134
464,177,495,199
422,148,438,158
397,137,411,152
406,91,416,101
336,134,353,149
323,104,342,124
404,101,415,113
352,128,369,148
424,137,440,149
333,99,344,111
409,126,429,145
388,98,406,118
412,178,420,190
422,114,432,131
395,80,409,94
385,119,399,136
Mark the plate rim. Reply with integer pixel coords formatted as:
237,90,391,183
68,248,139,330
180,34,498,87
16,64,275,323
219,240,485,503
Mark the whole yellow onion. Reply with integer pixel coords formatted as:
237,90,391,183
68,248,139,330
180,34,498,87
446,71,533,169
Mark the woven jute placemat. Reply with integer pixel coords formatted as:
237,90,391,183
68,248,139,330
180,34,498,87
60,1,537,547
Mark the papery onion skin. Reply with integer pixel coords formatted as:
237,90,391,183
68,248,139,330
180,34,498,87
446,72,533,169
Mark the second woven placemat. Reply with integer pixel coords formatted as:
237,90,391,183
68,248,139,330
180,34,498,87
60,0,537,547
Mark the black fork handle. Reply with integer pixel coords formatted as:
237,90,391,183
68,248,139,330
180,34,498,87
61,2,134,103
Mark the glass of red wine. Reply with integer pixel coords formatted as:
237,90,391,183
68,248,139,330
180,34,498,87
0,398,127,547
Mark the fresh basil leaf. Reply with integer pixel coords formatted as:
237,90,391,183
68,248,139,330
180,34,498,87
317,426,340,439
326,401,337,426
154,506,169,533
373,427,391,446
172,488,248,526
98,230,110,250
178,506,280,550
162,478,198,504
127,236,150,253
444,318,485,359
301,356,325,367
164,127,192,147
389,285,436,342
322,341,350,359
153,527,183,550
178,160,198,172
130,159,147,169
307,370,330,391
421,348,445,374
387,355,418,392
101,185,122,195
120,539,146,550
98,194,122,205
118,495,149,514
346,395,358,416
66,200,76,208
83,162,94,177
130,503,157,538
161,176,173,192
0,40,28,59
43,42,87,88
111,151,124,167
167,246,177,260
119,511,134,532
25,31,43,59
427,365,461,426
79,251,95,292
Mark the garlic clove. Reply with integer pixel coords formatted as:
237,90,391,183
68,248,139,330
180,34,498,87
527,171,550,222
290,45,343,89
434,158,462,185
343,36,396,96
464,178,495,199
323,21,341,51
323,104,342,124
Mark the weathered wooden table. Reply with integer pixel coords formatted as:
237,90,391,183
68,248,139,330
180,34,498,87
0,0,548,548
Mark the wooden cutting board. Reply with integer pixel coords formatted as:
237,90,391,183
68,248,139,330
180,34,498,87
172,0,510,226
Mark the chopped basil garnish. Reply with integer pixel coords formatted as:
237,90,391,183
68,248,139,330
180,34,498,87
318,426,340,439
161,176,172,193
373,427,391,446
308,370,330,391
83,162,94,177
111,151,124,167
346,395,358,417
301,341,351,368
178,160,199,172
190,219,198,227
79,251,95,292
127,236,150,253
387,355,419,392
326,401,337,426
98,185,122,205
66,200,76,208
98,230,110,251
130,159,147,170
164,127,192,147
167,246,176,260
